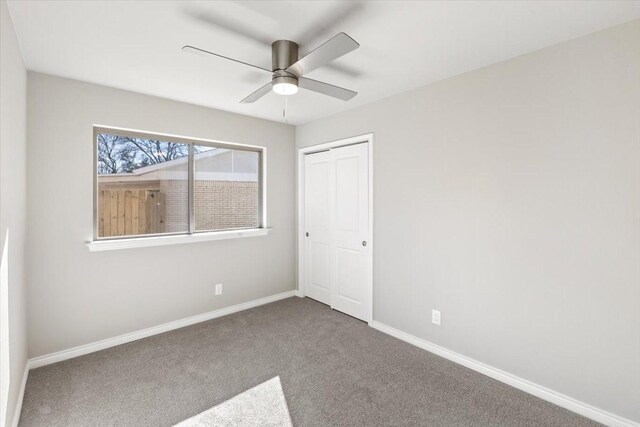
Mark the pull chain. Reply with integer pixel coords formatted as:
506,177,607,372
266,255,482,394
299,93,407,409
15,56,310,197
283,96,288,125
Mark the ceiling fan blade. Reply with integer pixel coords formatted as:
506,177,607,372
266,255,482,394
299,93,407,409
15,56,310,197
286,33,359,77
240,81,273,103
182,45,272,74
298,77,357,101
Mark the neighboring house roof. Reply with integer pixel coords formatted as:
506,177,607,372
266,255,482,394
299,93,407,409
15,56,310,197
130,147,223,176
99,148,259,183
100,149,223,178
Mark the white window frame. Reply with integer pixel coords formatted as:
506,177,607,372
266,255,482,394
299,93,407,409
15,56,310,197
87,126,268,252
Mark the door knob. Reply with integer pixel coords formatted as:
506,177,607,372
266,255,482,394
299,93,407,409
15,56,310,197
305,232,309,237
362,241,367,247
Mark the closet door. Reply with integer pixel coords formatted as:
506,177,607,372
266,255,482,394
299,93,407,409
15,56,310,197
304,151,331,305
329,143,370,321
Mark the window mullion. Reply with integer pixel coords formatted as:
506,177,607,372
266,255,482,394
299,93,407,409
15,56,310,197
188,144,195,234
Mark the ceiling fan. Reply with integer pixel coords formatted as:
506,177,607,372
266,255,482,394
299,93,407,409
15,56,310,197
182,32,359,103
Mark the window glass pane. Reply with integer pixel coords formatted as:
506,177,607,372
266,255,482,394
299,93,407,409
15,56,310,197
97,133,189,238
193,145,260,231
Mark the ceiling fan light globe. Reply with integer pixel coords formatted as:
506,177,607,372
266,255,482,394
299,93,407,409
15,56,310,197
273,82,298,95
272,76,298,96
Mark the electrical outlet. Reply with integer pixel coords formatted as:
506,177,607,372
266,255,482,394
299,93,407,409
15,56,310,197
215,283,223,296
432,309,441,326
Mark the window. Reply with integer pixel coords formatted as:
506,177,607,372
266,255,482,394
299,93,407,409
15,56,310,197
94,127,264,241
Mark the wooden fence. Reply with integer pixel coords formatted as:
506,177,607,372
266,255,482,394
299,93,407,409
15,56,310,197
98,189,165,237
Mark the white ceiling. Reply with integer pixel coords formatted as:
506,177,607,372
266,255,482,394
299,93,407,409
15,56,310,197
7,1,640,125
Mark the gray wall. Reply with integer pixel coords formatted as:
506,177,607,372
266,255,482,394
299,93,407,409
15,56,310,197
0,1,28,426
26,73,295,357
296,20,640,422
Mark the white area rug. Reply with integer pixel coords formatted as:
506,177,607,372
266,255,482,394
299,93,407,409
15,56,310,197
174,377,293,427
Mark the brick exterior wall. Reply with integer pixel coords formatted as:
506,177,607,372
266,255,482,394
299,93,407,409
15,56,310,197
160,180,258,232
194,180,259,231
159,180,189,233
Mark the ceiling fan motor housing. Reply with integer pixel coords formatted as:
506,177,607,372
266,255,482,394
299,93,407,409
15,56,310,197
272,40,299,72
271,40,299,94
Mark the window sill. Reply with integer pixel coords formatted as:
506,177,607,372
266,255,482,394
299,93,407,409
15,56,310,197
86,228,269,252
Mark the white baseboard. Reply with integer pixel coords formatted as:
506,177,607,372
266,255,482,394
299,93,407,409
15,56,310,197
369,321,637,427
28,290,296,370
10,364,28,427
294,290,303,298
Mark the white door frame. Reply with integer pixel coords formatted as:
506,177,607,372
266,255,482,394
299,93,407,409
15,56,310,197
297,133,374,324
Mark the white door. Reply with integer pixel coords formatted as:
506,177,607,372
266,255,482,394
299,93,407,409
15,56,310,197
303,143,370,321
304,151,331,305
329,143,370,321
